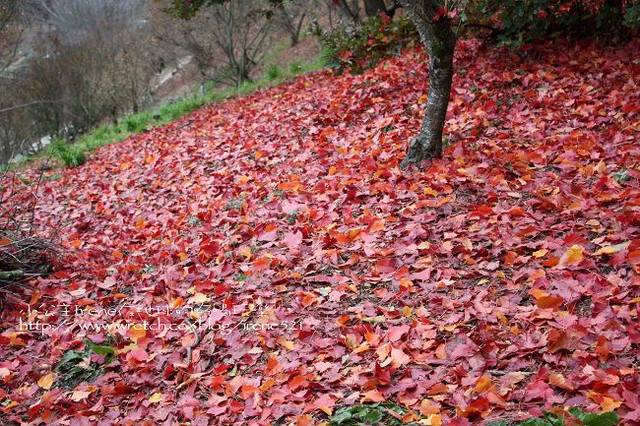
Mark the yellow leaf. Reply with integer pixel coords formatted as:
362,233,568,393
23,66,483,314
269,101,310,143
70,390,91,402
37,372,55,390
128,325,146,343
277,337,295,350
593,241,630,256
532,249,548,258
600,396,622,412
423,187,438,197
239,246,252,260
399,278,413,289
149,392,164,404
419,399,440,416
0,367,10,379
558,245,584,267
417,241,431,250
191,292,210,304
424,414,442,426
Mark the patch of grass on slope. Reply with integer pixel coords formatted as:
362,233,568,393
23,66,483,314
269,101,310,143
9,55,326,170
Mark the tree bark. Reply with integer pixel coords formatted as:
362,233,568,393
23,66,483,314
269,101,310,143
335,0,361,24
363,0,389,17
399,1,456,168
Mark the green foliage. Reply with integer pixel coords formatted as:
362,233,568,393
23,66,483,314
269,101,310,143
48,139,86,167
487,407,618,426
569,407,618,426
124,113,150,133
267,64,283,80
473,0,640,45
624,4,640,27
320,15,417,74
55,339,116,389
613,168,630,184
329,403,406,426
289,61,303,74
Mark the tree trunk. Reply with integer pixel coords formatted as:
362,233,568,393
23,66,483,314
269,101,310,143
336,0,361,24
399,1,456,168
364,0,389,17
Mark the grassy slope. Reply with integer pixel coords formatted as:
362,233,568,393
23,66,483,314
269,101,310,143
10,55,325,169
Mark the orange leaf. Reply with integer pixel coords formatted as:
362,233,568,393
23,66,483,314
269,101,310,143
419,399,441,416
265,356,281,375
369,219,385,233
288,374,309,391
362,389,385,403
390,347,411,368
427,383,448,395
548,372,573,390
530,288,564,309
474,375,493,393
128,325,146,343
596,335,611,361
240,385,259,399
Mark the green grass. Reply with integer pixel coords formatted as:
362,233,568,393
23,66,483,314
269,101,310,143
266,64,283,81
48,139,86,167
8,54,326,170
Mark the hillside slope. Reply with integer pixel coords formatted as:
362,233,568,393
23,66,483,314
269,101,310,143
2,38,640,424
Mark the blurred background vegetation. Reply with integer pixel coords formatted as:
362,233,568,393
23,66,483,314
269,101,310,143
0,0,638,167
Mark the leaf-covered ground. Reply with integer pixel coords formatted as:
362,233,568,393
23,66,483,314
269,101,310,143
2,37,640,425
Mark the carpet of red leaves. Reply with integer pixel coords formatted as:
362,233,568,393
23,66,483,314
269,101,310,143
2,37,640,425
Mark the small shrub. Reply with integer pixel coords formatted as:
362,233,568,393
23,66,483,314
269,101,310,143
320,15,418,75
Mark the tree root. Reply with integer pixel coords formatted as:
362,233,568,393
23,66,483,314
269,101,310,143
399,136,440,169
